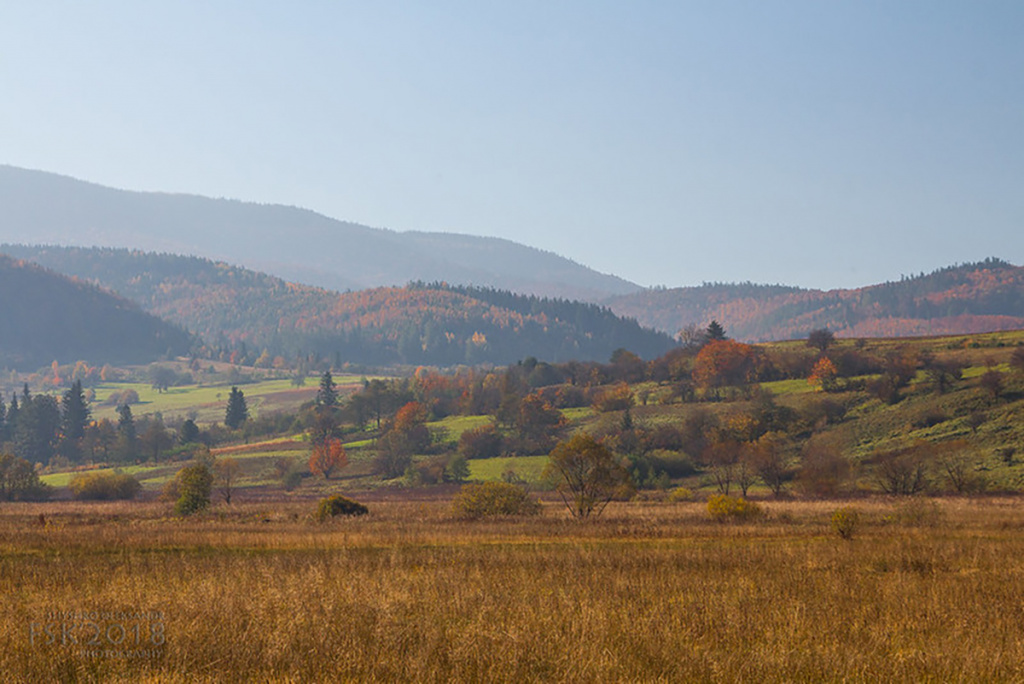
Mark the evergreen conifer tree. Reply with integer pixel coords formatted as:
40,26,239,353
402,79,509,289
225,387,249,429
316,370,338,409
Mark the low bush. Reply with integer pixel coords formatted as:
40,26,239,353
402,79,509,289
315,495,369,522
667,487,692,502
458,424,504,460
451,482,541,519
706,494,761,521
831,506,861,540
591,382,635,413
69,471,141,501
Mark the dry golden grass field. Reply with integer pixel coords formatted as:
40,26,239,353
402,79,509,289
4,495,1024,682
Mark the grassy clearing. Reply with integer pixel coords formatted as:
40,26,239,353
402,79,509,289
3,496,1024,681
561,406,594,423
427,414,492,440
761,377,813,395
90,379,320,422
467,455,549,483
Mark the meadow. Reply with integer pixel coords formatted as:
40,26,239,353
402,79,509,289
4,495,1024,682
87,373,372,423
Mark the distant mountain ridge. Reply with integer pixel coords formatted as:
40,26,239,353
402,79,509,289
1,246,675,365
0,165,639,301
0,255,192,370
606,258,1024,341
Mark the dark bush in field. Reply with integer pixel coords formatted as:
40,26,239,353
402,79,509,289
458,423,504,459
69,471,141,500
315,495,368,521
451,482,541,519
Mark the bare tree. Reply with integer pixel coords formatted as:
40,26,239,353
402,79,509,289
214,458,240,504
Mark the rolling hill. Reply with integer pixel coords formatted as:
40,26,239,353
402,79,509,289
606,258,1024,341
0,165,639,301
0,246,676,366
0,255,192,370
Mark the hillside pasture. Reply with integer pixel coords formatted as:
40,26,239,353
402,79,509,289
88,375,371,422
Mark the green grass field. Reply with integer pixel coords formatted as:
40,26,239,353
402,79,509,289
467,455,549,483
88,374,373,422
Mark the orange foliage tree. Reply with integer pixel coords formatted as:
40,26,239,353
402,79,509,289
309,438,348,479
692,340,761,392
808,357,839,392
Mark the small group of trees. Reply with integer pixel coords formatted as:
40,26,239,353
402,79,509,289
0,381,93,465
0,452,48,500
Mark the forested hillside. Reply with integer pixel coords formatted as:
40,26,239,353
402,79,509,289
0,256,192,369
1,246,675,366
607,258,1024,341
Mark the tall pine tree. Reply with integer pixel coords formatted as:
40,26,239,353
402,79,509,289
59,380,90,462
116,404,137,462
225,387,249,429
316,370,338,409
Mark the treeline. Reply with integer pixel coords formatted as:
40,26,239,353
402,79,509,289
2,246,678,366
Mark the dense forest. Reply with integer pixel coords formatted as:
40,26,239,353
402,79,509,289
0,255,192,370
1,246,676,367
606,258,1024,341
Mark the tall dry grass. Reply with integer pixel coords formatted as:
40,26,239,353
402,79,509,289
2,497,1024,681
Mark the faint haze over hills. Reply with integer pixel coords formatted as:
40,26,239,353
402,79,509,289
0,255,191,370
606,258,1024,342
0,165,638,301
3,4,1021,290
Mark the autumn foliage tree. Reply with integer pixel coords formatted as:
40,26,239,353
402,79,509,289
374,401,430,478
511,392,565,455
808,357,839,392
693,340,761,394
309,437,347,479
545,433,629,519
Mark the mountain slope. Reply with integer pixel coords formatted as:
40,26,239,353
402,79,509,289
0,246,675,365
0,165,639,300
0,256,192,369
606,259,1024,341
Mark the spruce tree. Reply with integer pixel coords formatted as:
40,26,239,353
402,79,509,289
706,320,727,342
117,404,137,461
61,380,90,444
224,387,249,429
6,394,19,441
180,418,201,445
316,370,338,409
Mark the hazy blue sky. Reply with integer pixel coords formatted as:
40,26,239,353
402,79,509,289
2,2,1021,289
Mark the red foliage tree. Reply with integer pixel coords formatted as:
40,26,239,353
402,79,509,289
693,340,761,391
309,438,348,479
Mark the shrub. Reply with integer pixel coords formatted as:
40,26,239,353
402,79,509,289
451,482,541,519
458,423,504,459
69,471,141,501
885,498,944,527
706,494,761,521
103,388,140,406
831,506,860,540
315,495,368,522
0,453,51,501
173,463,213,516
667,486,692,502
591,383,635,413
